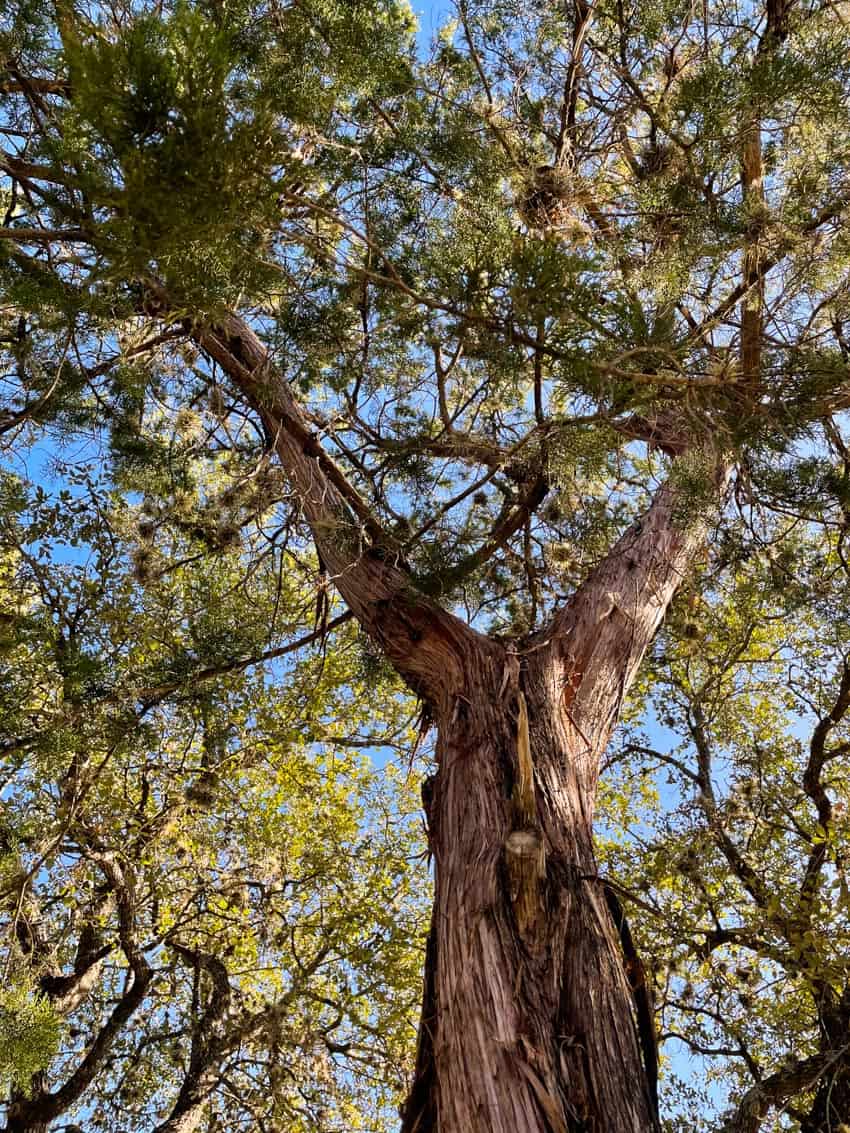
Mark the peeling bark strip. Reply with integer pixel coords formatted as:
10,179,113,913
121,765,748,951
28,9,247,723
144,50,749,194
141,285,731,1133
603,883,659,1116
505,690,547,946
513,691,536,826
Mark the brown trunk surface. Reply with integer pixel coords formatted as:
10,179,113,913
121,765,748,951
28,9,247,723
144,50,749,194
801,999,850,1132
402,636,659,1133
397,478,730,1133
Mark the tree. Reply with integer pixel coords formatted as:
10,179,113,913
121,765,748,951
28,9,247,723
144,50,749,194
3,0,850,1130
0,467,427,1132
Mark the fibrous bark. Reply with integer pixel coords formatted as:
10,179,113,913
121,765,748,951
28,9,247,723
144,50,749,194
401,650,658,1133
400,474,725,1133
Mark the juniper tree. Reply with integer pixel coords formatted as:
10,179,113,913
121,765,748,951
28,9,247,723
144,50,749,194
4,0,850,1130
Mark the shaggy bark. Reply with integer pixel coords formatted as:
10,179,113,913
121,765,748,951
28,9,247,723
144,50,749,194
402,647,658,1133
400,477,724,1133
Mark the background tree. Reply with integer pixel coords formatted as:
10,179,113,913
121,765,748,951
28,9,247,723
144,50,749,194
4,0,850,1130
0,466,426,1132
603,460,850,1132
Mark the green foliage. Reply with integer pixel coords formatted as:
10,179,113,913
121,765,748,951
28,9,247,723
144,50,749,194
0,465,425,1131
0,978,62,1095
58,3,283,305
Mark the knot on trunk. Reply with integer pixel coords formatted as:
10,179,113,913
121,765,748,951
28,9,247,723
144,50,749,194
504,828,547,945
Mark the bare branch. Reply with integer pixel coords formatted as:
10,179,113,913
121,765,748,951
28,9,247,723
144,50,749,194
718,1048,850,1133
141,284,484,707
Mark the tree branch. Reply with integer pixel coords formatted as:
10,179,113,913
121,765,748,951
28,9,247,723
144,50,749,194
136,611,353,706
797,658,850,914
10,857,153,1130
149,943,233,1133
718,1048,850,1133
541,456,732,763
689,702,771,910
142,285,484,707
0,225,90,243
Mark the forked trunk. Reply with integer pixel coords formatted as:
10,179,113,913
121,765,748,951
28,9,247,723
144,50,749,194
402,638,659,1133
168,304,726,1133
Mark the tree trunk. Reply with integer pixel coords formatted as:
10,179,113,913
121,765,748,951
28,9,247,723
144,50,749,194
399,475,734,1133
5,1110,48,1133
402,635,659,1133
802,997,850,1131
